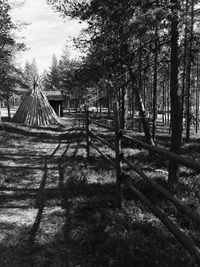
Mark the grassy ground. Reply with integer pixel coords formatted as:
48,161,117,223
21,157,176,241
0,114,199,266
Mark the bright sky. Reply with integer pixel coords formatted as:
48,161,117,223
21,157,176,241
11,0,85,73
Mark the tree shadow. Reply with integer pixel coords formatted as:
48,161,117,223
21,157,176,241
28,159,48,246
59,175,196,267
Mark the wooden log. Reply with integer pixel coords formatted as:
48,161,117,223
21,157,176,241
123,134,200,172
122,172,200,264
0,122,71,139
124,158,200,224
90,130,115,151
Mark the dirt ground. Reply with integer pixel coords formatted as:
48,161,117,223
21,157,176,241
0,115,86,266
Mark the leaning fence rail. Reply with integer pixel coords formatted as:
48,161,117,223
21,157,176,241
123,134,200,173
92,114,200,173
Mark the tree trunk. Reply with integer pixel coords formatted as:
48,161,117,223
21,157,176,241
107,86,111,119
129,70,154,146
7,97,11,119
100,99,102,113
131,85,135,129
68,95,71,114
166,82,170,125
121,85,125,129
121,82,128,130
152,26,159,142
196,62,199,133
162,80,166,124
143,76,146,109
181,0,189,132
168,0,182,184
0,101,1,124
185,0,194,143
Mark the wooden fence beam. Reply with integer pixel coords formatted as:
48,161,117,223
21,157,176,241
83,105,200,264
91,142,116,168
124,158,200,224
123,134,200,172
122,172,200,264
90,130,115,151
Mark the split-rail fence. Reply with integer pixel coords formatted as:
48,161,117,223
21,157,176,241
84,103,200,264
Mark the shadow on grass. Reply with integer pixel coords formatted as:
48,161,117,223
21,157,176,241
0,160,197,266
28,159,49,246
0,125,199,266
58,174,196,267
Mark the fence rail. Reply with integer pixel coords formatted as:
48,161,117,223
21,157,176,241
123,134,200,172
84,103,200,264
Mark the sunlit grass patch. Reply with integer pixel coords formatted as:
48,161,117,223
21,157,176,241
36,207,65,245
0,208,37,227
0,208,37,248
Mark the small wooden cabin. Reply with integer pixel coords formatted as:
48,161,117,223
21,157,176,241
43,91,64,117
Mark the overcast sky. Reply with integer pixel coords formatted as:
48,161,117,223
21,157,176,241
11,0,85,74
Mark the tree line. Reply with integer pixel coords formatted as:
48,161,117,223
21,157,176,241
0,0,27,117
46,0,200,184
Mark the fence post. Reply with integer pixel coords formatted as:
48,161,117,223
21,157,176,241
85,105,90,161
113,102,123,209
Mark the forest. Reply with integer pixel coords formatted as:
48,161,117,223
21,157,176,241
0,0,200,266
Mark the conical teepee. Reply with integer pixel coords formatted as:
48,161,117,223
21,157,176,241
12,80,61,126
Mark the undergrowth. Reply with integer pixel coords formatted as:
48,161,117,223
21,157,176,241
56,164,198,267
